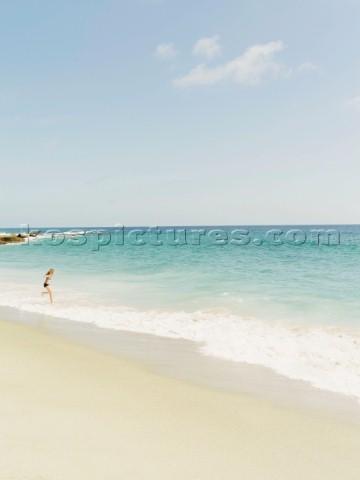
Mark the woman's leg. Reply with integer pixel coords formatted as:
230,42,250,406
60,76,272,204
46,286,53,304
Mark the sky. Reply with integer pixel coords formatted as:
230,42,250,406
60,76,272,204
1,0,360,227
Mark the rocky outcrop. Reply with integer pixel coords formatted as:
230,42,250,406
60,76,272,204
0,235,25,245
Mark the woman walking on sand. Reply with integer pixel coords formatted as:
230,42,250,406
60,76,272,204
42,268,55,304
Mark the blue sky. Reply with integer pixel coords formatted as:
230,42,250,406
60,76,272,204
1,0,359,227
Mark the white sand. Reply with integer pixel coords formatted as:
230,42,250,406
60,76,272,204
1,317,360,480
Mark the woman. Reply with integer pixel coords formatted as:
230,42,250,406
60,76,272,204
42,268,55,304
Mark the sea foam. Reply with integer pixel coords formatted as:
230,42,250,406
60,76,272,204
0,282,359,403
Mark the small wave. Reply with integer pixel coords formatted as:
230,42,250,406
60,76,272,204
0,282,359,403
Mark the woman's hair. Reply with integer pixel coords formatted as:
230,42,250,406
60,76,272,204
46,269,55,276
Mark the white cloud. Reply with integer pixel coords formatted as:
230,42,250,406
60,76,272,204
297,61,321,73
155,43,177,59
174,41,287,87
346,96,360,111
192,35,221,59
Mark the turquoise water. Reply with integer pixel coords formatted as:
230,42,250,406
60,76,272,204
0,225,358,324
1,225,360,400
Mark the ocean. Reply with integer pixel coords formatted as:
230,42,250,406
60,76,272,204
1,225,360,401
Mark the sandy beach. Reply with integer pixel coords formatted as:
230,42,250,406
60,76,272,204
1,316,360,480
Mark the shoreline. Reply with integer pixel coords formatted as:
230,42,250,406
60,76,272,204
1,284,360,408
2,304,360,423
1,314,360,479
